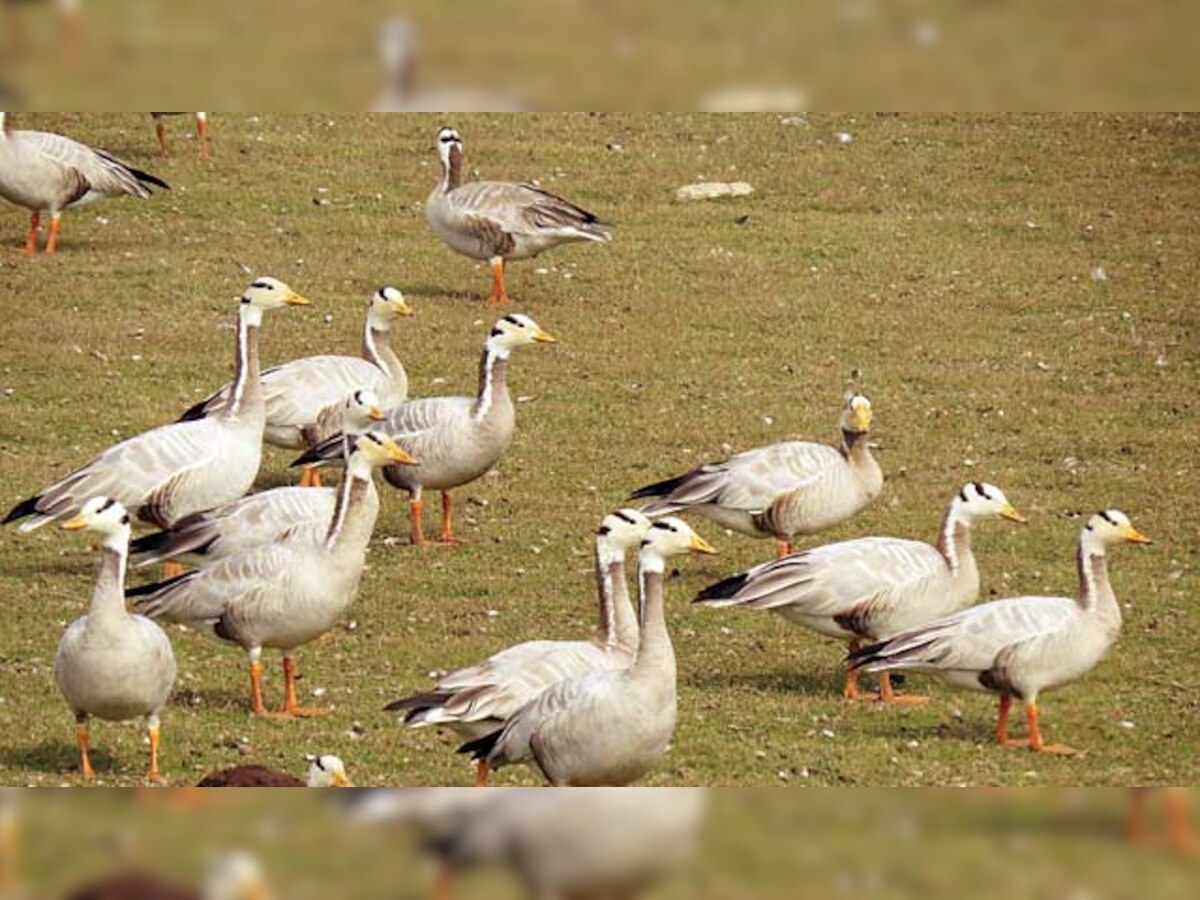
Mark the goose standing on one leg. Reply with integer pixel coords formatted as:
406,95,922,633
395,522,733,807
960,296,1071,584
0,111,169,254
632,393,883,558
150,112,211,161
695,482,1026,702
130,390,386,568
4,279,309,557
385,508,652,785
849,510,1150,753
426,127,611,305
129,433,418,718
55,498,176,783
460,518,717,787
293,313,556,546
179,286,412,489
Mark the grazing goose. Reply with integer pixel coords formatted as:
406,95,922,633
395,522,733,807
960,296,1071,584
849,510,1150,754
633,393,883,558
385,509,653,785
180,286,413,488
55,498,176,783
0,111,169,254
426,127,611,305
460,519,717,786
696,482,1026,702
67,852,270,900
5,279,307,540
197,754,351,787
294,313,556,546
130,390,386,567
129,433,418,718
150,112,211,161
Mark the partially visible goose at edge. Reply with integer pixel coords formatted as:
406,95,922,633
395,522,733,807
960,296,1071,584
66,852,271,900
197,753,351,787
850,510,1150,754
128,433,417,719
150,112,211,161
426,127,610,305
632,393,883,558
461,519,717,787
4,279,308,541
179,286,413,488
696,482,1026,703
386,509,653,785
293,313,556,546
0,111,169,254
130,390,386,568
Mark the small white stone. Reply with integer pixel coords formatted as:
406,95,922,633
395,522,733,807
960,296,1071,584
323,313,334,324
486,609,500,618
821,728,835,739
1118,720,1135,731
1090,266,1108,282
836,132,853,144
311,687,327,698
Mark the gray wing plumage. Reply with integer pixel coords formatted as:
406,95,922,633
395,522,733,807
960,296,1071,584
449,181,610,240
17,130,165,199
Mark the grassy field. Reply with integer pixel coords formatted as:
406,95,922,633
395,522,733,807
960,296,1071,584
0,113,1196,787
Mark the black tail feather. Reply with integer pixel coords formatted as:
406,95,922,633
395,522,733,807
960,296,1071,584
3,494,42,526
128,530,172,557
693,571,751,604
629,472,689,501
125,570,192,598
383,691,450,716
129,166,170,191
845,638,889,670
456,729,502,761
177,397,212,423
291,434,343,469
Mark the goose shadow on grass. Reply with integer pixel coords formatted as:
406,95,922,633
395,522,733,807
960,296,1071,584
683,667,839,698
0,738,112,777
404,284,487,304
169,686,248,713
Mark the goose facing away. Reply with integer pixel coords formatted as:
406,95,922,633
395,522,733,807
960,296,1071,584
151,112,211,161
129,433,417,718
130,389,387,568
461,518,717,787
55,498,176,783
385,509,653,785
633,393,883,558
197,754,351,787
293,313,556,546
426,127,611,305
695,482,1026,703
4,278,309,534
180,286,413,489
849,510,1150,754
0,111,169,254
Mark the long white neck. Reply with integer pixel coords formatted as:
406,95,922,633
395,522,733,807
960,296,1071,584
362,311,406,389
440,144,464,191
596,539,637,652
324,454,377,552
88,527,132,628
472,342,510,422
224,303,264,421
1077,529,1118,622
935,497,973,574
633,549,676,679
0,112,8,136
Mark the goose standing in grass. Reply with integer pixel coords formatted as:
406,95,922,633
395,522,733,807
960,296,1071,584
4,279,308,569
849,510,1150,753
150,112,211,161
128,433,418,718
696,482,1026,702
426,127,611,305
130,390,386,568
461,519,717,786
197,754,351,787
55,498,176,783
0,111,169,254
180,286,413,488
294,313,556,546
386,509,652,785
632,393,882,558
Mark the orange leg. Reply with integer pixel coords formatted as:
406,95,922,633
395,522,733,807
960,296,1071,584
995,695,1014,744
249,658,271,717
279,655,329,718
878,671,928,704
162,561,185,579
1007,701,1078,755
196,114,211,161
486,256,511,305
410,497,427,546
22,211,40,254
75,719,95,780
1128,788,1151,844
475,759,491,787
59,7,82,63
1165,789,1195,856
146,719,163,784
155,117,170,157
299,466,323,488
0,808,16,893
775,539,794,558
843,639,864,700
44,214,62,255
433,865,454,900
438,491,461,544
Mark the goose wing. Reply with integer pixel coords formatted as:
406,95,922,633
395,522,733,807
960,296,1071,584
17,130,166,197
260,356,386,428
449,181,609,239
293,396,468,468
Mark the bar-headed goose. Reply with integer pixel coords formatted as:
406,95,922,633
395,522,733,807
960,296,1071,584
4,278,308,536
293,313,556,546
0,111,169,254
150,112,211,161
67,852,271,900
197,754,351,787
696,482,1026,703
850,510,1150,754
130,390,386,567
129,433,417,718
460,518,717,786
385,509,652,784
55,498,176,783
633,393,883,558
427,127,611,305
180,286,413,488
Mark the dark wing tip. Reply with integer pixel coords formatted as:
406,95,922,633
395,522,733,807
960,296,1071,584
456,729,502,761
694,571,750,603
3,495,41,525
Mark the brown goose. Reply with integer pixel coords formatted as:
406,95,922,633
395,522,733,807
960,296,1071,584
197,754,351,787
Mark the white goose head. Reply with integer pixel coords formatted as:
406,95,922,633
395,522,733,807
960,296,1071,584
61,497,131,547
486,313,556,358
436,126,463,170
953,482,1026,524
205,852,270,900
341,388,386,435
350,431,418,469
639,517,717,573
241,277,309,314
305,753,352,787
367,285,412,329
597,508,653,553
1082,509,1151,549
840,392,872,435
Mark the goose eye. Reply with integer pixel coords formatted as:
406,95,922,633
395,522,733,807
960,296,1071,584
596,525,612,536
958,487,970,503
120,515,130,526
490,327,503,337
